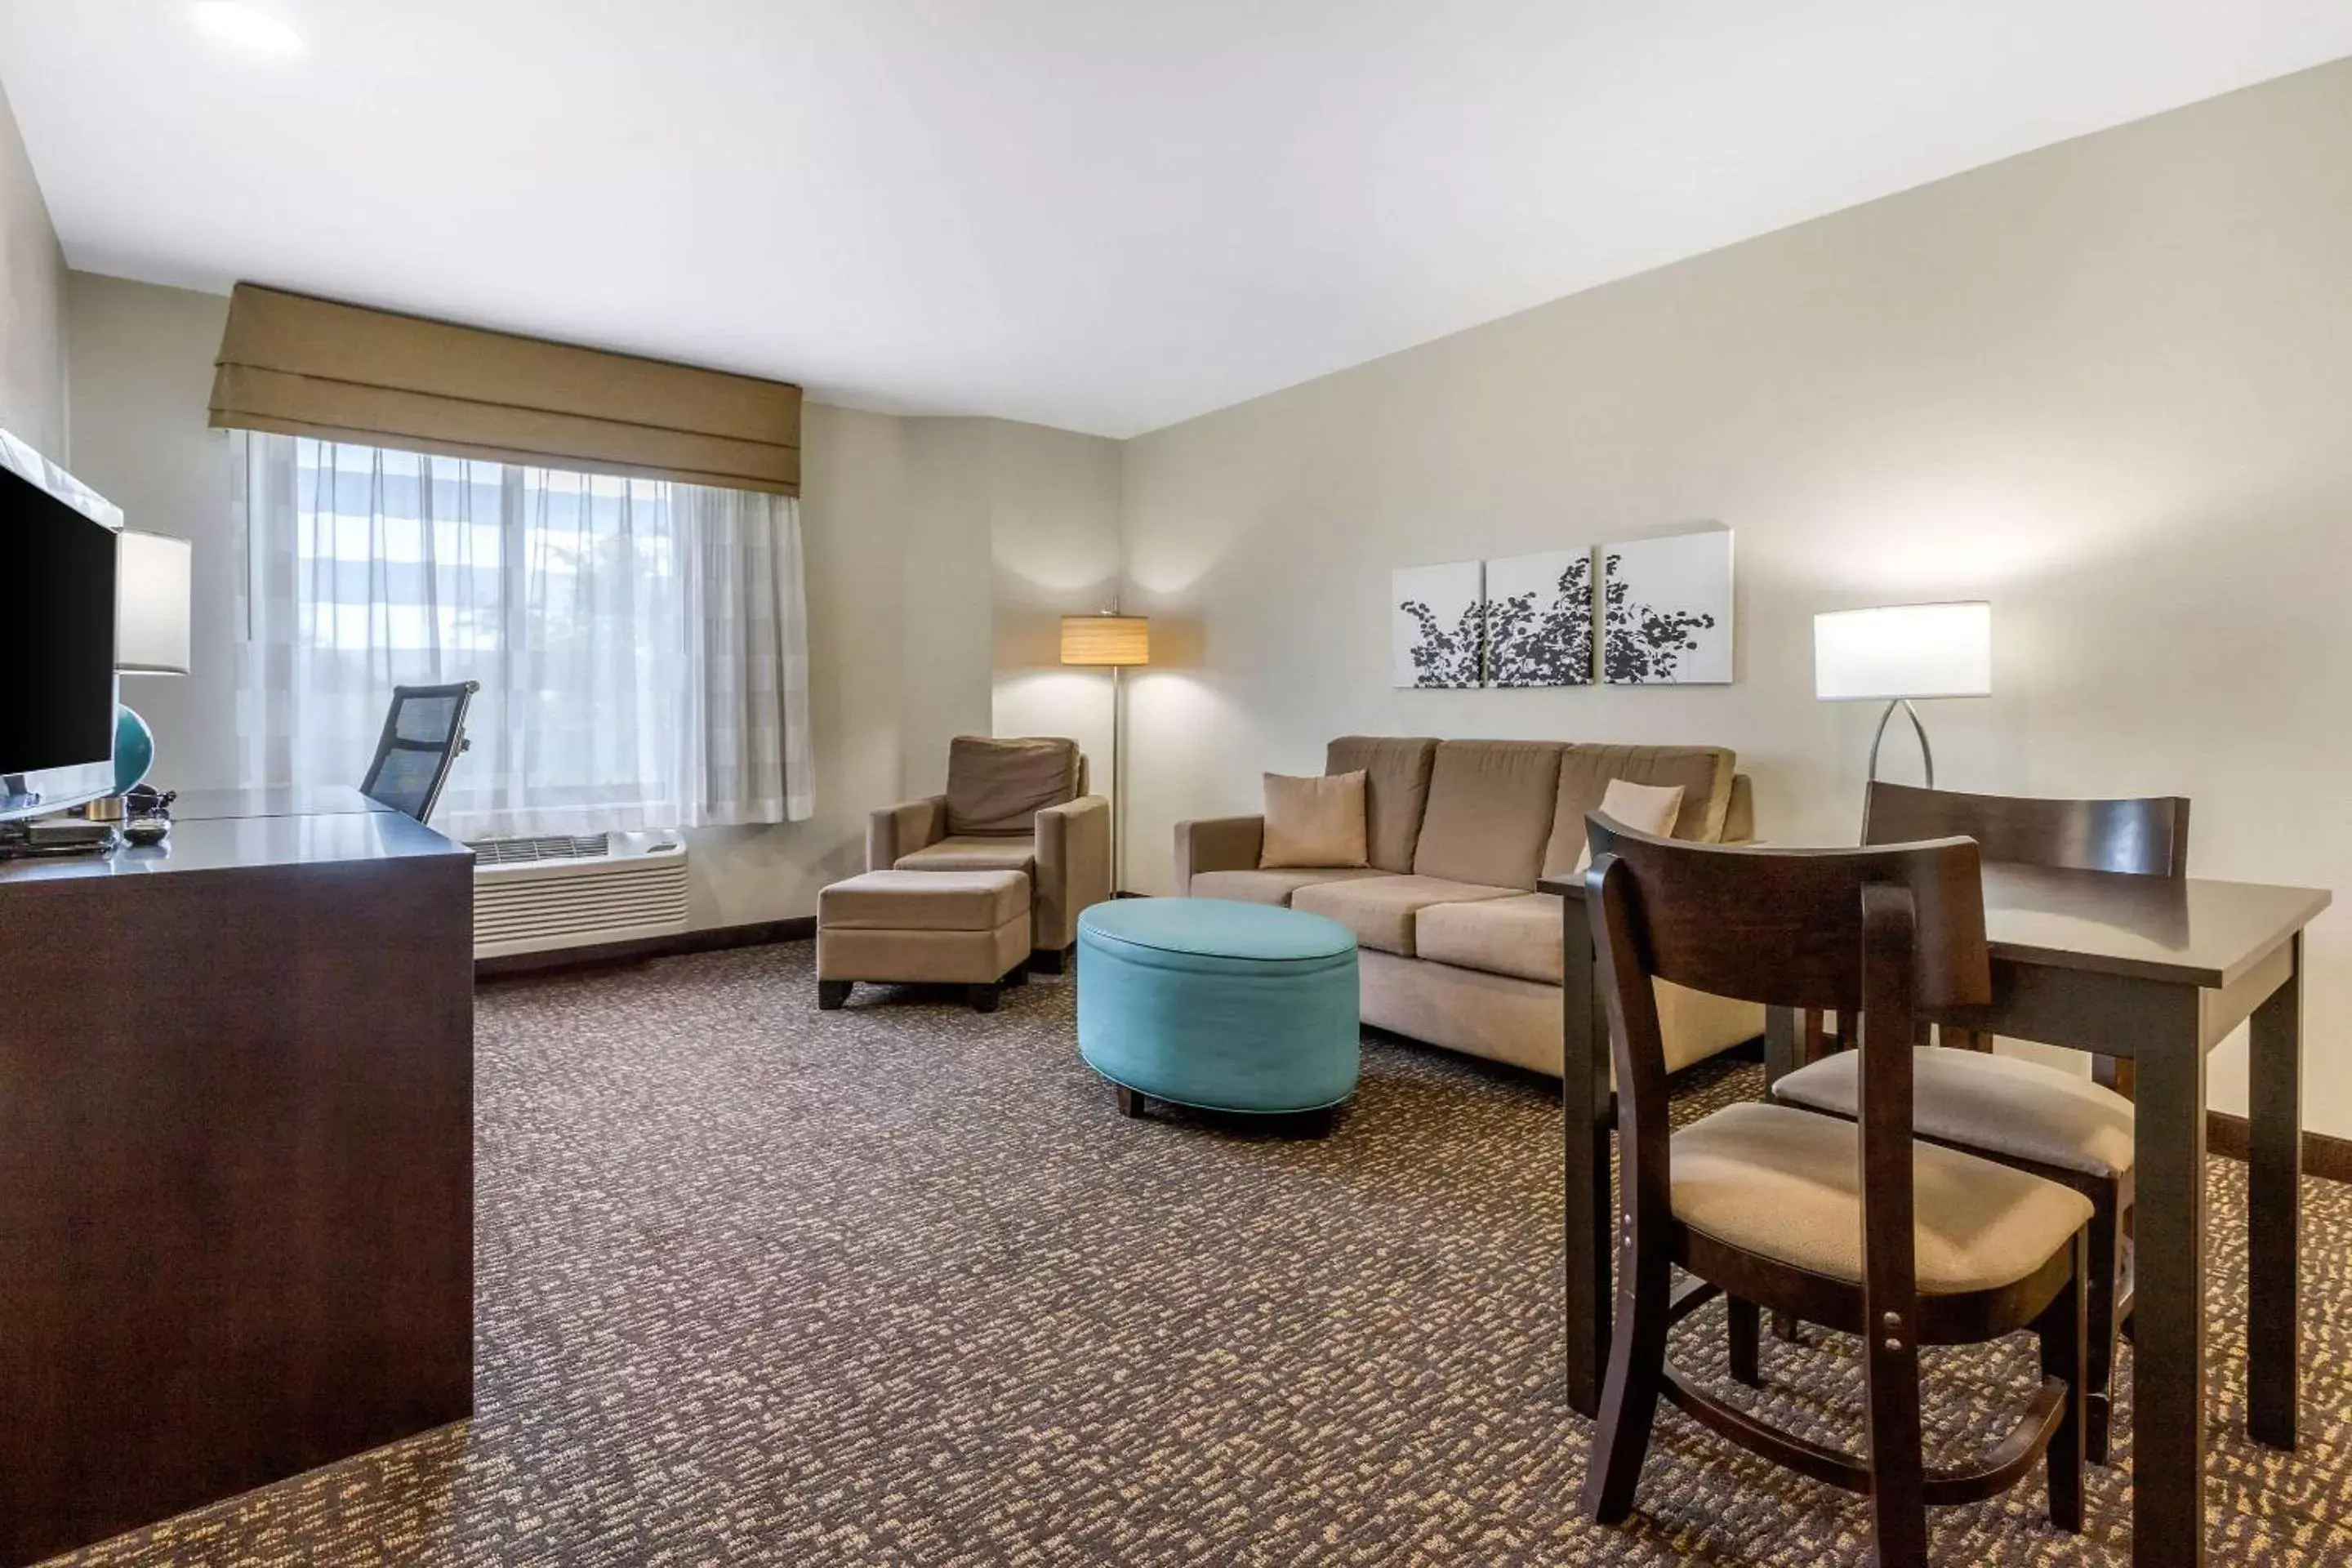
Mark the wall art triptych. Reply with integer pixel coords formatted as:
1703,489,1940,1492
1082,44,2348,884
1391,531,1731,689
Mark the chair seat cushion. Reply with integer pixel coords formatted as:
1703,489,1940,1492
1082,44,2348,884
818,869,1030,933
1673,1102,2094,1296
1290,875,1517,956
895,835,1037,876
1773,1047,2135,1179
1188,866,1388,908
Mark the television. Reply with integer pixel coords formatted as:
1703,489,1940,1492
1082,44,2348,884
1,427,124,823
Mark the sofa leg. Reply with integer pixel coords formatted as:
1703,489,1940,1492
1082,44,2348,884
1116,1085,1144,1119
1027,947,1067,976
817,979,852,1010
1000,962,1029,989
968,982,1001,1014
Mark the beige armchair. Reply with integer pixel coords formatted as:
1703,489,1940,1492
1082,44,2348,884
868,735,1112,967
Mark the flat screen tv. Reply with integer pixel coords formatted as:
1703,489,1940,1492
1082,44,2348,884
0,427,123,822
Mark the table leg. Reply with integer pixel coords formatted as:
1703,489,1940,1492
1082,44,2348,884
2132,994,2208,1568
2247,932,2303,1450
1561,892,1611,1420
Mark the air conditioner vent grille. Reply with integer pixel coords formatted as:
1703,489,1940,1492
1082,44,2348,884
470,832,612,867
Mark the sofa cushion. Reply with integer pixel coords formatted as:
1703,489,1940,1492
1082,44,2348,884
1415,893,1566,984
1544,744,1735,874
896,835,1037,875
1261,770,1369,869
1189,867,1385,907
1325,736,1438,874
1410,740,1565,892
1291,875,1517,957
945,735,1080,836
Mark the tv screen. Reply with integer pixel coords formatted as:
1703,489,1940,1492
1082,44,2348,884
2,461,118,776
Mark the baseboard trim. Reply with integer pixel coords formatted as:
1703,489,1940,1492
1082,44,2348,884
2206,1110,2352,1184
476,917,814,979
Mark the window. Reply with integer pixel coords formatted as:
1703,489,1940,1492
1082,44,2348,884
237,434,812,838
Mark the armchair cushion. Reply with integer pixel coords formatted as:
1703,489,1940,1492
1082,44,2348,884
896,835,1036,876
945,735,1080,836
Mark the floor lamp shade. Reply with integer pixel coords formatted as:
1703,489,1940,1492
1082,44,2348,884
116,530,194,676
1059,614,1150,667
1814,602,1990,702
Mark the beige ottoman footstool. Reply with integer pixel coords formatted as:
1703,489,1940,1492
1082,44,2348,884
816,869,1031,1013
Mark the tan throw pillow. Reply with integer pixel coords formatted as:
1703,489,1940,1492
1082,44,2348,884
1572,778,1686,873
1261,771,1370,870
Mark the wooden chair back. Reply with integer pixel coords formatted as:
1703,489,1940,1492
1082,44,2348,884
1864,781,2189,878
1582,821,1993,1352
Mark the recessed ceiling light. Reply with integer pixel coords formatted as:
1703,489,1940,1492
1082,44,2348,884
190,2,304,57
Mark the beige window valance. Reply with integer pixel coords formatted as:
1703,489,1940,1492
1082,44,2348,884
208,283,801,496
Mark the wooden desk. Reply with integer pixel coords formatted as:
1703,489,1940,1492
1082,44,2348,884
1546,859,2330,1568
0,795,474,1566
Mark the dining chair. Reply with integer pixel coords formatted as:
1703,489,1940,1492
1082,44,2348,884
1764,780,2185,1463
1579,819,2091,1564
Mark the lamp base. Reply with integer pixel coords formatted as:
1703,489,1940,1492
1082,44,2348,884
114,705,157,797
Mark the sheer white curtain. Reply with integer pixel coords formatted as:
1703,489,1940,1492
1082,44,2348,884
235,433,813,838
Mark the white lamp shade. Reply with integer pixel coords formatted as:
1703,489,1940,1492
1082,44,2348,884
1814,602,1989,701
117,530,193,675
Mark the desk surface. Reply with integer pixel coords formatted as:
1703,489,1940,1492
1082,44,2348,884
0,808,468,885
1539,858,2328,990
167,786,393,822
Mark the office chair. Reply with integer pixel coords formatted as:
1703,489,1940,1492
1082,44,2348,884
360,680,479,824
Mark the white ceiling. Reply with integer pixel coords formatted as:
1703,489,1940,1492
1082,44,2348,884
4,2,2350,438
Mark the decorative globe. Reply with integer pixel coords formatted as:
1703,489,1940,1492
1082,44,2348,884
114,705,156,795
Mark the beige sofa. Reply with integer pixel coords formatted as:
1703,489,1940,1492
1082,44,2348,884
869,736,1113,966
1174,736,1764,1077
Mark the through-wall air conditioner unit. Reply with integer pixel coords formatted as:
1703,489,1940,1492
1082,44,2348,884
467,831,689,959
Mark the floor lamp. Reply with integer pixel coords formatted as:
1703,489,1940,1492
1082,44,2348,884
1813,601,1992,840
1060,612,1150,893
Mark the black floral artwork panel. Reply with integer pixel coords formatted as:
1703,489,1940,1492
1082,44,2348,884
1392,560,1485,688
1484,547,1593,686
1601,531,1734,684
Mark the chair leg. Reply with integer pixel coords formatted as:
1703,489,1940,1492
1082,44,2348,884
2083,1195,2121,1466
1727,1296,1762,1387
1581,1231,1671,1524
2038,1232,2089,1533
1862,1316,1928,1565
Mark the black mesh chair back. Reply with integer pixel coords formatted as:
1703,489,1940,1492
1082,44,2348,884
360,681,479,823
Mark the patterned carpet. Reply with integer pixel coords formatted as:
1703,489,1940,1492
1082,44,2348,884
43,942,2352,1566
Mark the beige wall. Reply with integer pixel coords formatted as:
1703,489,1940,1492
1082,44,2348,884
0,78,65,457
1118,58,2352,1135
64,274,1018,930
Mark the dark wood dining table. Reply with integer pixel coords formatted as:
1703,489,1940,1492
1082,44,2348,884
1542,858,2331,1568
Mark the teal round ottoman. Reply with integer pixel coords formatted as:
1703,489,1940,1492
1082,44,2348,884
1077,898,1360,1129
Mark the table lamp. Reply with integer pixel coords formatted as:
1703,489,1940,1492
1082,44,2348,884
1814,601,1990,827
114,529,194,799
1060,611,1149,892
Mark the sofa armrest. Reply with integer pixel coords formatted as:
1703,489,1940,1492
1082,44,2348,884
868,795,948,871
1717,773,1757,844
1036,794,1111,950
1174,815,1264,895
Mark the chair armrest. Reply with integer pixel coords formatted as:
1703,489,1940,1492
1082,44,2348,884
1174,815,1264,894
868,795,948,871
1036,794,1111,948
